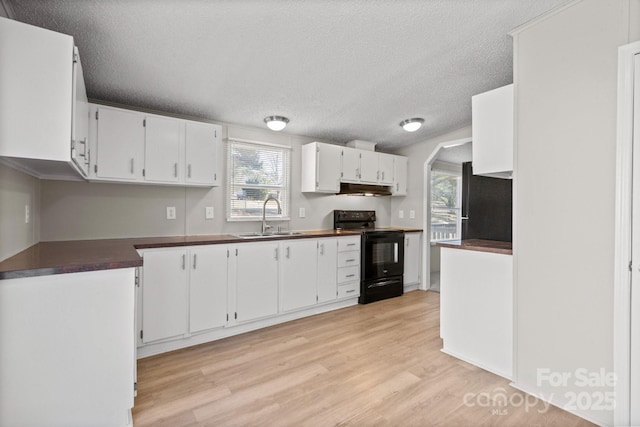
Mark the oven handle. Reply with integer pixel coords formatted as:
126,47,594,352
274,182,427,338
394,242,398,263
367,280,399,289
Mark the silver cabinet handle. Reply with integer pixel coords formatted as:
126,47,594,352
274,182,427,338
274,248,279,260
181,254,186,270
346,259,356,262
286,247,290,259
377,171,380,180
406,239,409,247
346,289,355,293
193,253,197,269
347,243,356,247
396,183,399,191
188,164,192,178
320,243,324,255
382,171,385,181
346,274,356,278
130,158,135,174
174,163,178,177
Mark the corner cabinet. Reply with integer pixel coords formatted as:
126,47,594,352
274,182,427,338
0,17,90,180
472,84,513,179
301,141,408,196
89,103,221,187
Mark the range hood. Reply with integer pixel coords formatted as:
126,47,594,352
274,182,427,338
338,182,392,196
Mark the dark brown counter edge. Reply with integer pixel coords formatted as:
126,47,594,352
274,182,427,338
436,239,512,255
0,228,424,279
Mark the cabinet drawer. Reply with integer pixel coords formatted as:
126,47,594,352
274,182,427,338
337,266,359,284
338,282,360,299
338,237,361,252
337,251,360,268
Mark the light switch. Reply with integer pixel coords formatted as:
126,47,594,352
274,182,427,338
205,206,214,219
409,210,415,219
398,210,404,219
166,206,176,220
299,207,306,218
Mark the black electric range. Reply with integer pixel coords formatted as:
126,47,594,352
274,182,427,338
333,210,404,304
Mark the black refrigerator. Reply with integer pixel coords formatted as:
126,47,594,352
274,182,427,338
461,162,512,242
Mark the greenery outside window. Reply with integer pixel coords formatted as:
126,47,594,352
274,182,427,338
227,139,291,221
430,169,462,242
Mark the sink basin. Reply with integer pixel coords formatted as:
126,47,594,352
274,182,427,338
232,231,305,239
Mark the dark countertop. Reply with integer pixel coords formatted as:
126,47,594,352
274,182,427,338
0,228,423,280
436,239,512,255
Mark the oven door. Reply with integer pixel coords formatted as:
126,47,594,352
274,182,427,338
362,231,404,281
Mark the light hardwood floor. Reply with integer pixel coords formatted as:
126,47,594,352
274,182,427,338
133,290,593,426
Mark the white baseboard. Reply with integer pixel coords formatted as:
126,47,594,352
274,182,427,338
441,347,512,380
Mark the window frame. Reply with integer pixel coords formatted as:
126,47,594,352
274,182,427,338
430,168,463,243
226,138,291,222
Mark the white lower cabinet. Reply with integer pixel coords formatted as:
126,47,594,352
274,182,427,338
138,236,362,355
141,247,188,343
281,239,319,312
404,232,422,286
189,245,228,333
317,238,338,303
233,241,279,322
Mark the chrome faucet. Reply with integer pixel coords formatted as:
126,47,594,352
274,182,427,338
262,195,282,234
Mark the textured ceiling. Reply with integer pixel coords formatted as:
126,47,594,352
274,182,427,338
11,0,567,149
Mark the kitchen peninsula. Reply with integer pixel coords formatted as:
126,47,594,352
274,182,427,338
437,238,513,379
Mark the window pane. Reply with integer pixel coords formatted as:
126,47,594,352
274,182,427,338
431,171,461,242
227,140,290,220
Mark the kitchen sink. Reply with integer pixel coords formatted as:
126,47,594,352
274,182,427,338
232,231,306,239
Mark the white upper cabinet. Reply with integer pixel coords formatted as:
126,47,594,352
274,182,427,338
95,107,145,181
90,103,221,187
378,153,395,185
472,84,513,179
0,18,89,180
301,142,408,194
70,47,90,177
144,116,182,183
341,147,361,182
392,155,408,196
185,121,221,186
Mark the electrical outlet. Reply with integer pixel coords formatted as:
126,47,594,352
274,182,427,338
166,206,176,220
25,204,30,224
398,210,404,219
409,210,415,219
299,207,306,218
205,206,214,219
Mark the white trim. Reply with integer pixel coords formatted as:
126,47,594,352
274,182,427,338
226,137,292,150
508,0,581,36
422,137,472,291
614,40,640,427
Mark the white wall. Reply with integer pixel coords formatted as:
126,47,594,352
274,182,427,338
0,163,40,260
40,118,391,241
390,126,471,229
512,0,640,424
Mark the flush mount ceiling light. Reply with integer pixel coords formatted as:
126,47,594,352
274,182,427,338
399,118,424,132
264,116,289,131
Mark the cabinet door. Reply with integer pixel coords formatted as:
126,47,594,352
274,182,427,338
392,156,408,196
341,147,360,182
189,245,228,333
70,47,89,177
185,121,220,186
404,233,421,285
96,107,145,181
281,240,319,311
141,249,188,343
235,242,279,322
144,115,182,183
317,238,338,303
378,153,395,185
359,150,379,183
316,143,342,192
471,84,513,177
